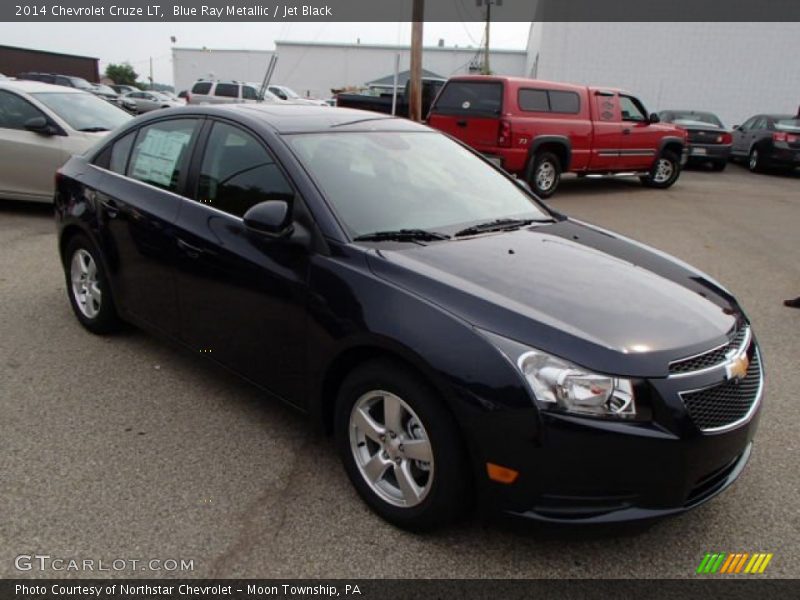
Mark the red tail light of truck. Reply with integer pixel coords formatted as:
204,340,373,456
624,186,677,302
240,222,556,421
498,120,512,147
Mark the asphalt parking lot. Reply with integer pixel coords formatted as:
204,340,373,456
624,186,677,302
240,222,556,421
1,163,798,579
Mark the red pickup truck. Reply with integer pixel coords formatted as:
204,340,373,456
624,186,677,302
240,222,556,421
428,76,688,197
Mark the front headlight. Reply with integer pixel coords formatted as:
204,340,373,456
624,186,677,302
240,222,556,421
480,330,636,418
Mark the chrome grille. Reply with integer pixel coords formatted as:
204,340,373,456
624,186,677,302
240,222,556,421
669,327,748,374
680,351,762,432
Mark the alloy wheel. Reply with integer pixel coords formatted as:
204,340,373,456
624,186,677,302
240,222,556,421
749,149,759,171
536,161,556,191
349,390,434,508
70,249,101,319
653,158,674,183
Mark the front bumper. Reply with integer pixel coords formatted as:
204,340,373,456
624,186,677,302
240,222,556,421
470,341,763,524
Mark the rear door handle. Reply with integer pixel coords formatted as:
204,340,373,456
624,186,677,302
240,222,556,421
100,197,119,218
622,128,631,135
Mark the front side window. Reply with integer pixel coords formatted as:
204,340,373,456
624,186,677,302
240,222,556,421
213,83,239,98
286,131,550,238
197,122,293,217
242,86,258,100
128,119,198,192
31,92,131,132
619,95,647,122
0,90,45,130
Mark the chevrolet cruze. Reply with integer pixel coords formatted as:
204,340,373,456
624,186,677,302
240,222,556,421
55,105,763,530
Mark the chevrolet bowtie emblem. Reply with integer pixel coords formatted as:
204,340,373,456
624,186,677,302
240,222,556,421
725,355,750,381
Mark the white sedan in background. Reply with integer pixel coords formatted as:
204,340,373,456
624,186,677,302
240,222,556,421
121,90,183,114
0,80,131,203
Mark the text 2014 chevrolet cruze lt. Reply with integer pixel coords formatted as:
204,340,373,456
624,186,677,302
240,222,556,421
55,105,763,530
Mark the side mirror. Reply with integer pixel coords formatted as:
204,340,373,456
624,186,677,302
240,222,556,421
24,116,54,135
649,112,660,124
732,125,740,130
243,199,293,238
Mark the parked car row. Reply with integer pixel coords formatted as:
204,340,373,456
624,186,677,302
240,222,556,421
186,79,328,107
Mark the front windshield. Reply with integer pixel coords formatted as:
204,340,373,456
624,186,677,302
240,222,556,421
32,92,132,131
280,87,300,99
669,112,723,127
775,118,800,132
286,131,551,238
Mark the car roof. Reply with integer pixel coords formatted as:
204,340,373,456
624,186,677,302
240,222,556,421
0,79,87,94
133,103,429,134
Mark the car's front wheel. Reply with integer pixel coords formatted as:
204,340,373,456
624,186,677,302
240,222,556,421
641,151,681,188
335,360,470,531
64,234,122,334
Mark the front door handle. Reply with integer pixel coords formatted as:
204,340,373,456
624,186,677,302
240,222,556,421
100,198,119,218
622,128,631,135
177,238,206,259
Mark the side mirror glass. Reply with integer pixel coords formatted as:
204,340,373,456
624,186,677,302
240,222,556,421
24,116,53,135
649,112,660,124
243,199,293,238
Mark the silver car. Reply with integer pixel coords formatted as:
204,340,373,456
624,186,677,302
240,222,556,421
122,91,182,114
0,80,131,202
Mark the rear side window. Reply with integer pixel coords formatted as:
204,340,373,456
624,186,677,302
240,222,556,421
196,122,293,218
191,82,212,95
214,83,239,98
518,89,549,112
433,81,503,116
518,89,580,114
128,119,198,193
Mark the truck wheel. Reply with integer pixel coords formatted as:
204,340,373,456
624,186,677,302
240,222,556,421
641,151,681,189
527,152,561,198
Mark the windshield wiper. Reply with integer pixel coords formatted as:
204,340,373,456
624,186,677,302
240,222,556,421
454,218,550,238
78,127,110,132
353,229,451,242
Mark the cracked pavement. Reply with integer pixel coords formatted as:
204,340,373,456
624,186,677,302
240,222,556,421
1,164,798,578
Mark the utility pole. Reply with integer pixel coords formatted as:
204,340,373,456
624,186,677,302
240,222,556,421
149,56,154,90
478,0,501,75
408,0,424,122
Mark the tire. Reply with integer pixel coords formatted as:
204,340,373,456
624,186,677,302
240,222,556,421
334,359,470,531
527,151,562,198
748,147,765,172
63,234,122,335
710,160,727,172
640,150,681,188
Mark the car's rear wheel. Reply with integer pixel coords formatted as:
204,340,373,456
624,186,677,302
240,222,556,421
335,360,470,531
527,151,561,198
641,151,681,188
748,147,764,172
64,234,122,334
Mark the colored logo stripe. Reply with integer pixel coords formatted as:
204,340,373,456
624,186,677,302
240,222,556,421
698,552,773,574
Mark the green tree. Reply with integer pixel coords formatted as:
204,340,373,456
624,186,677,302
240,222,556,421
104,63,139,86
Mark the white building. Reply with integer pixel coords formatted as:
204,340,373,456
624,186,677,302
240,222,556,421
528,23,800,127
172,42,527,99
172,24,800,126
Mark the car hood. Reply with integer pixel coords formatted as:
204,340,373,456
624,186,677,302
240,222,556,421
366,220,741,377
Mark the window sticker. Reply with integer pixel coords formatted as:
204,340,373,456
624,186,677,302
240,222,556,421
132,128,191,187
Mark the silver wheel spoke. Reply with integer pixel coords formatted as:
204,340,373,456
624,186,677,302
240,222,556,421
351,406,384,443
402,438,432,462
394,462,422,504
363,454,391,484
382,395,404,433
